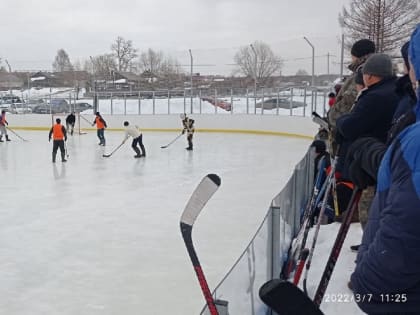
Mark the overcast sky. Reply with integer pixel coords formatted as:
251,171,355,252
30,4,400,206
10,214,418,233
0,0,352,75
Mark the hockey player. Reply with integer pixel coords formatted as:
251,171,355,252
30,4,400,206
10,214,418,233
66,112,76,136
92,112,107,146
0,110,11,142
180,113,194,150
49,118,67,163
122,121,146,158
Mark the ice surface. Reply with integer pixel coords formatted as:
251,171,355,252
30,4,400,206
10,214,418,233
0,130,317,315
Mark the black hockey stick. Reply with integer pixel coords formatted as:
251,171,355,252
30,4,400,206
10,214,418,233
313,187,362,306
180,174,221,315
259,279,324,315
102,142,124,158
160,133,183,149
6,127,28,141
311,112,329,130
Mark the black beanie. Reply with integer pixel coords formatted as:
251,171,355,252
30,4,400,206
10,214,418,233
401,41,410,71
351,39,376,58
311,140,326,154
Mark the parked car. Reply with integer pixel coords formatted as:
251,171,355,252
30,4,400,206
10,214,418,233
32,104,66,114
73,102,93,112
0,95,23,111
9,104,32,114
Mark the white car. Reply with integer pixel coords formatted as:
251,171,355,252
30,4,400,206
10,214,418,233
9,103,32,114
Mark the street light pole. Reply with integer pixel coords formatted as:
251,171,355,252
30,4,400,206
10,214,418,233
303,36,315,87
189,49,193,114
250,44,257,113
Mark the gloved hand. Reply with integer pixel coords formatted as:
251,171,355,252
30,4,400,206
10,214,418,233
65,137,67,141
182,130,185,135
346,140,376,189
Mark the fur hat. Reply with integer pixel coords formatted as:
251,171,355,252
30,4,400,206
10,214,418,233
351,39,375,58
362,53,393,78
409,24,420,80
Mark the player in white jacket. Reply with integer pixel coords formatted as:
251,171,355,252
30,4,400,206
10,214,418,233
122,121,146,158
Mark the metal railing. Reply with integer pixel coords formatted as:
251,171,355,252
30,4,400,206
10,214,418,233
200,148,315,315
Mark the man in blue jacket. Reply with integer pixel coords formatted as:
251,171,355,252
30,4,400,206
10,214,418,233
350,24,420,314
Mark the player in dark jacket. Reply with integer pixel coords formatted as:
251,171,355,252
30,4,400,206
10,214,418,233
65,112,76,136
180,113,195,150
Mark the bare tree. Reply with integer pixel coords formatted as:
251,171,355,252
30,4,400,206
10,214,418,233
89,54,117,79
138,48,164,75
233,41,282,85
111,36,138,72
296,69,309,76
53,49,74,72
340,0,420,53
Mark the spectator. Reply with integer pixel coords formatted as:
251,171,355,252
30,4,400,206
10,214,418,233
327,92,336,107
335,53,398,230
326,39,375,155
350,24,420,314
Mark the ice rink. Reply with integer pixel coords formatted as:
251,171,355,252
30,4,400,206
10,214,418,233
0,129,312,315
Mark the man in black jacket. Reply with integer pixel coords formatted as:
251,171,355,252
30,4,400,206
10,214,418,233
335,53,399,231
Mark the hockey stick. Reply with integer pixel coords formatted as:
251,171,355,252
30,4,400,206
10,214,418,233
160,133,183,149
281,156,329,280
259,279,324,315
64,141,69,158
302,155,338,294
313,188,362,306
180,174,221,315
6,127,28,141
102,142,124,158
312,112,329,130
80,114,93,125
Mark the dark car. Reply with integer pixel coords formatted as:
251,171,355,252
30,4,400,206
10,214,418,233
73,102,93,112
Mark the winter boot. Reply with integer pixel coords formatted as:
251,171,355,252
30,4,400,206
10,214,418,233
6,135,11,141
0,135,3,142
140,145,146,157
61,153,67,162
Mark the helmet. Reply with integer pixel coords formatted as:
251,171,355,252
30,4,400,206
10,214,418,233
180,113,186,119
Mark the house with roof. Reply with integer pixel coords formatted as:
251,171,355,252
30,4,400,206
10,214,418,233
0,72,24,90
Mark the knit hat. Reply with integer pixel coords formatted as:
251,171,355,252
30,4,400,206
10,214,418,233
409,24,420,80
362,53,393,78
354,66,364,85
401,41,410,71
351,39,376,58
311,140,326,154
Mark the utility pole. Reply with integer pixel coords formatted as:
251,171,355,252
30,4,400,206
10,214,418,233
303,37,315,87
327,52,330,75
250,44,257,112
340,34,345,79
89,56,98,112
189,49,193,114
